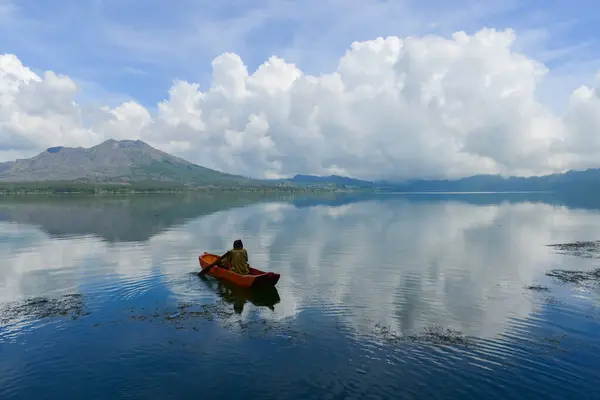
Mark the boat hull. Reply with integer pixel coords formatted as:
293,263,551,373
198,252,280,288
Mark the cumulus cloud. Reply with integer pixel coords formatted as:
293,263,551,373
1,28,600,179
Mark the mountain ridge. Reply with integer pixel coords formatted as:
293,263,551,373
2,138,600,192
0,139,265,187
286,169,600,192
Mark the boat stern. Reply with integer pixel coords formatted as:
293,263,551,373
252,272,280,288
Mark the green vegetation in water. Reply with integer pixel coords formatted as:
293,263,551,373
545,240,600,286
525,285,550,292
544,296,566,305
372,324,474,347
0,293,88,325
546,268,600,284
547,240,600,259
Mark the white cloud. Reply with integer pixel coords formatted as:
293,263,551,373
0,54,101,153
560,74,600,168
2,28,600,179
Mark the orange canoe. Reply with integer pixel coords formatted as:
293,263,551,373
198,252,281,288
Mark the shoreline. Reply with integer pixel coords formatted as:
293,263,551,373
0,184,370,196
0,182,585,196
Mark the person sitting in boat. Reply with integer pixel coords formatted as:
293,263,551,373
218,239,251,275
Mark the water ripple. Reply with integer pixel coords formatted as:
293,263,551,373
1,195,600,398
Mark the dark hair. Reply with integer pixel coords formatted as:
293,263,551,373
233,239,243,249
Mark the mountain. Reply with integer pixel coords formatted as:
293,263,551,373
0,139,266,187
389,169,600,192
5,138,600,192
277,168,600,193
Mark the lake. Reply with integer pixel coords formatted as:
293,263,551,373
1,192,600,399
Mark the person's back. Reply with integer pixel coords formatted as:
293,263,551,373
228,248,250,275
221,239,250,275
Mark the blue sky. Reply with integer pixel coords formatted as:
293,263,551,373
2,0,600,111
3,0,600,180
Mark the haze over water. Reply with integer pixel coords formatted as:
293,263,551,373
1,192,600,399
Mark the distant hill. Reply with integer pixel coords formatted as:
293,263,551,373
388,169,600,192
282,174,376,188
275,169,600,193
0,139,266,187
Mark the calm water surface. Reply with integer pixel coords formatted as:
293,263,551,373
1,193,600,399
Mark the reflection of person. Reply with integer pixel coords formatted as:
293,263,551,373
233,299,245,314
217,284,246,314
219,239,251,275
